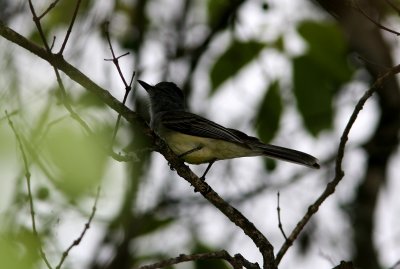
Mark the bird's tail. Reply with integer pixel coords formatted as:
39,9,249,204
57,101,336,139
225,128,319,168
254,143,320,169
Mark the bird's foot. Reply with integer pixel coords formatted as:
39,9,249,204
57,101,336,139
193,176,211,193
167,162,175,171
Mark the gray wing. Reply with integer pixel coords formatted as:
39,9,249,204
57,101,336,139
160,110,246,144
160,111,320,168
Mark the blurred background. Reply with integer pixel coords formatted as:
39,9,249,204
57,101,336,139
0,0,399,268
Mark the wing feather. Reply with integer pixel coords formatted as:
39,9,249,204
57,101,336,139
160,111,244,144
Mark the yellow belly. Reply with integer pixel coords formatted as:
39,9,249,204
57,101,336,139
163,132,257,164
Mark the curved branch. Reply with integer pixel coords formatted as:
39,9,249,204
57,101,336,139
0,20,146,130
156,139,276,269
0,20,276,269
275,64,400,264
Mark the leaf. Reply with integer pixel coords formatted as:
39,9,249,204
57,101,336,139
293,21,353,135
298,21,352,82
76,91,106,108
44,119,107,198
210,40,264,92
207,0,231,27
132,214,175,237
293,55,335,135
0,231,38,269
44,0,91,27
256,81,283,143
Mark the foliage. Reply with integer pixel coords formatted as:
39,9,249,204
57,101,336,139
0,1,398,269
210,40,265,92
293,21,353,135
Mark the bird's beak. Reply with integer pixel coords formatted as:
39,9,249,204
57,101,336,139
137,80,153,92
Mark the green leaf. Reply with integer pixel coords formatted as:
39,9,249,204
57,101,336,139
44,119,107,198
207,0,231,27
132,214,175,237
44,0,91,27
0,231,38,269
293,21,353,135
210,40,264,92
76,91,106,108
293,55,335,135
256,81,283,143
298,21,352,82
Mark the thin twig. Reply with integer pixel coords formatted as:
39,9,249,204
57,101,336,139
275,64,400,265
27,1,135,162
356,55,391,70
59,0,82,54
28,0,51,52
56,186,101,269
0,21,144,127
104,21,131,87
5,111,53,269
38,0,61,19
50,36,56,51
389,259,400,269
385,0,400,16
103,22,136,146
1,18,273,268
137,250,259,269
276,192,287,240
353,0,400,36
109,70,135,146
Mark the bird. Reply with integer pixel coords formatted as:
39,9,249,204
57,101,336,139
138,80,319,180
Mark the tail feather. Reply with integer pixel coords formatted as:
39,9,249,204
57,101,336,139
255,143,320,169
226,128,319,169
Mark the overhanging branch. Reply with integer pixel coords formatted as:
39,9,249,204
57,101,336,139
0,20,145,129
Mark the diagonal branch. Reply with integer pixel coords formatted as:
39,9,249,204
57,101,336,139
59,0,82,54
275,64,400,264
6,111,53,269
103,22,136,147
156,139,276,269
38,0,61,19
27,1,134,162
0,20,276,268
352,0,400,36
56,186,101,269
0,20,145,129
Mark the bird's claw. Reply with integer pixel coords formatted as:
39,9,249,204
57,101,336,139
167,162,175,171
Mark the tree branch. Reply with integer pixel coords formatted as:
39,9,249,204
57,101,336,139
1,19,276,268
275,64,400,264
156,139,276,269
56,186,101,269
59,0,82,54
6,111,53,269
0,20,146,129
137,250,259,269
352,0,400,36
103,22,136,147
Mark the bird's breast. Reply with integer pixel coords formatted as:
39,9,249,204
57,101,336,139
162,131,257,164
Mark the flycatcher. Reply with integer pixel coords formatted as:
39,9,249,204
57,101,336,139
138,80,319,179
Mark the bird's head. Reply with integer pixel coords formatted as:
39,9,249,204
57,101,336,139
138,80,185,113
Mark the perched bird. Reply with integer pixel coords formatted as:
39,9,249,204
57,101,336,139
138,80,319,179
